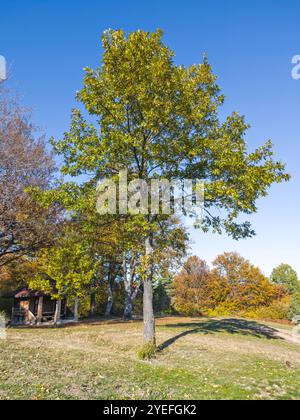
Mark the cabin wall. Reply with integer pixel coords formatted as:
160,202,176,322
42,297,56,314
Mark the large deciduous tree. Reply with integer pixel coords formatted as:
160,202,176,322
212,253,286,310
0,89,57,268
50,29,289,351
173,256,221,315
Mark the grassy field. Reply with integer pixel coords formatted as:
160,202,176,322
1,317,300,400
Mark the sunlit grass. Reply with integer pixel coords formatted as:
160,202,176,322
1,317,300,400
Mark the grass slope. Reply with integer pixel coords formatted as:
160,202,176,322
1,317,300,400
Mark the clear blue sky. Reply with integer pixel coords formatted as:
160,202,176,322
1,0,299,276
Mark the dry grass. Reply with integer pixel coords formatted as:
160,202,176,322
1,317,300,400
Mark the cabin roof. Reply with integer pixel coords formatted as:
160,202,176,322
14,288,49,299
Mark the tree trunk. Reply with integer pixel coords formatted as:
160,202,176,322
124,282,141,320
54,299,62,326
90,292,96,319
143,277,155,345
124,283,133,320
123,253,133,319
74,297,79,322
143,237,156,346
105,282,113,317
37,296,43,325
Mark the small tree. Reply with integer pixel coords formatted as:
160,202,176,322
29,229,99,323
271,264,299,295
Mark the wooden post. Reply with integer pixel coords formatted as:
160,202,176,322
54,299,62,326
74,297,79,322
37,296,43,325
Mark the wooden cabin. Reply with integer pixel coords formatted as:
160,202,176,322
12,288,67,325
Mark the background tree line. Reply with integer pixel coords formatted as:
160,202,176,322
172,253,300,321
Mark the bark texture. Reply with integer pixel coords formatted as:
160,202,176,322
54,299,62,326
37,296,43,325
105,281,113,317
73,297,79,322
143,237,156,345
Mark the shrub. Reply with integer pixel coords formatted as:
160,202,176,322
173,302,203,317
137,342,157,360
206,302,240,317
241,297,290,321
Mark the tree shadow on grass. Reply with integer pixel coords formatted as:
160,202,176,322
158,318,281,351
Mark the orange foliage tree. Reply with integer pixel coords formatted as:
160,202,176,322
173,253,287,317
